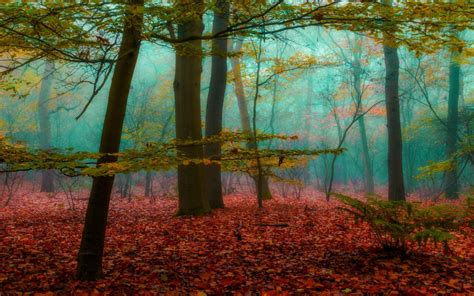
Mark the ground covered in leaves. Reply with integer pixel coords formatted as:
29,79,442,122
1,193,473,294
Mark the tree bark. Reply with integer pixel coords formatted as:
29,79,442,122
144,171,153,197
383,44,406,201
230,40,272,200
204,0,229,209
76,0,144,280
174,0,210,215
445,50,460,199
38,59,55,192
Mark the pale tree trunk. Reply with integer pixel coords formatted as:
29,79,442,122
352,55,374,194
303,73,313,185
383,43,406,201
145,111,172,198
76,0,144,280
38,59,55,192
358,117,374,193
230,40,272,200
445,50,460,199
204,0,229,209
144,171,153,197
174,0,210,215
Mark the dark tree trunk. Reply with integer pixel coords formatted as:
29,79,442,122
230,40,272,200
76,0,144,280
144,171,153,197
204,0,229,209
38,59,55,192
445,50,460,199
383,44,406,201
174,0,210,215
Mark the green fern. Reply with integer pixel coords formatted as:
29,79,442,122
334,193,472,254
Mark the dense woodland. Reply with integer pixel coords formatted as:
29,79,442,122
0,0,473,294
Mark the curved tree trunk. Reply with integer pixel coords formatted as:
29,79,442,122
445,50,460,199
174,0,210,215
38,59,55,192
230,40,272,200
204,0,229,209
76,0,144,280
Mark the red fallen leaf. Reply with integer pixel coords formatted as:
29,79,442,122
445,279,461,290
220,278,235,287
388,272,399,280
260,291,277,296
302,279,324,289
304,278,316,288
199,271,212,281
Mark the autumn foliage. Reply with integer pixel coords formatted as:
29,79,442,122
1,191,473,294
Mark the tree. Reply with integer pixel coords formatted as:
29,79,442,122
76,0,144,280
174,0,210,215
327,32,375,195
352,37,375,195
445,48,461,199
382,0,405,201
37,59,55,192
230,39,272,201
204,0,230,209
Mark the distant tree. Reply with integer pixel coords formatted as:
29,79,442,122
445,47,461,199
230,39,272,201
37,59,55,192
327,33,375,195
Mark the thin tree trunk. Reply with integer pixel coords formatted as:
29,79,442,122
352,56,374,194
230,40,272,200
204,0,229,209
174,0,210,215
76,0,144,280
303,73,313,185
357,116,374,194
445,50,460,199
383,43,406,201
146,111,173,198
38,59,55,192
144,171,153,197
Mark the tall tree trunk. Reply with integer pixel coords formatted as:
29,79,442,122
303,73,313,185
445,50,460,199
230,40,272,200
204,0,229,209
383,43,406,201
76,0,144,280
174,0,210,215
401,94,416,193
352,55,374,195
38,59,55,192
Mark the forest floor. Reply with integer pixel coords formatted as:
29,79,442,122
0,191,473,295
